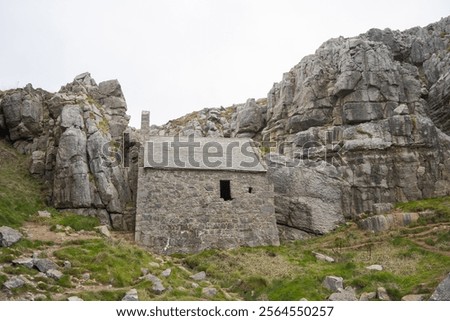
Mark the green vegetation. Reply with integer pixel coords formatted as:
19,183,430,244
396,196,450,224
0,140,45,227
0,138,449,300
181,220,450,300
49,212,100,231
54,239,151,287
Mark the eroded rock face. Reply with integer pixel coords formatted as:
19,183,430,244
262,17,450,223
147,16,450,238
0,73,134,230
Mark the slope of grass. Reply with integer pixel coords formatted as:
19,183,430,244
396,196,450,224
182,221,450,301
0,139,45,227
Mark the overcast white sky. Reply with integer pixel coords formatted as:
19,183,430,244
0,1,448,127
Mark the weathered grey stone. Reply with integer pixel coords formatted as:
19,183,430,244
122,289,138,301
328,287,357,301
4,276,25,290
68,296,84,301
394,104,410,115
0,226,22,247
34,294,47,301
81,273,90,281
377,287,391,301
60,105,84,129
429,273,450,301
322,276,344,292
152,281,166,294
191,271,206,281
402,294,426,301
359,292,377,301
37,210,51,218
64,261,72,269
266,155,346,235
12,257,34,269
313,252,335,263
135,166,279,254
366,264,383,271
46,269,63,280
95,225,111,238
235,98,265,136
202,287,217,298
161,268,171,277
33,259,58,273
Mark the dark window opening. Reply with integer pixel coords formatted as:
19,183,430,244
248,187,253,193
220,180,232,201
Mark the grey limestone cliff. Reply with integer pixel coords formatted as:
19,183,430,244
0,73,135,229
151,16,450,237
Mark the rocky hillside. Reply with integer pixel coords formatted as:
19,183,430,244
0,74,134,230
151,16,450,238
1,16,450,240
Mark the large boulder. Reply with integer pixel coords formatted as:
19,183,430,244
429,273,450,301
0,226,22,247
0,73,133,231
234,98,265,137
266,154,346,235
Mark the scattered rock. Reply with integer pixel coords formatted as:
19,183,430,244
12,257,34,269
161,268,171,277
322,276,344,292
191,282,199,288
152,281,166,294
312,252,335,263
328,287,357,301
54,225,65,233
34,259,58,273
366,264,383,271
81,273,91,281
68,296,84,301
34,294,47,301
4,276,25,290
401,294,426,301
46,269,63,280
64,261,72,269
142,273,160,283
191,271,206,281
359,292,377,301
202,287,217,298
37,210,52,218
377,287,391,301
95,225,111,238
148,262,160,268
122,289,138,301
429,272,450,301
141,268,149,276
0,226,23,247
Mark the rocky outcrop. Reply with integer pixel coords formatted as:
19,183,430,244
0,226,22,247
266,154,346,234
0,73,134,230
1,16,450,239
429,272,450,301
148,16,450,238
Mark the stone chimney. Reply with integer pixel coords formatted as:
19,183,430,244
141,111,150,131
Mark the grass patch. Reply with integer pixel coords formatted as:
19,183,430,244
54,239,152,287
50,212,100,231
79,290,126,301
396,196,450,224
0,139,45,227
